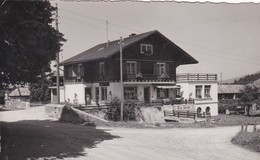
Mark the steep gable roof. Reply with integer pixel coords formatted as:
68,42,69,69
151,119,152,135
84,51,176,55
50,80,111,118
9,87,30,97
61,30,198,65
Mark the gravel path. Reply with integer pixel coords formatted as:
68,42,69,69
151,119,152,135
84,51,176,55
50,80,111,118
0,106,56,122
83,127,259,160
0,106,259,160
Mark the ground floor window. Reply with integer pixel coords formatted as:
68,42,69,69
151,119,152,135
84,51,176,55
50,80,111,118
157,88,169,99
101,87,107,101
124,87,137,100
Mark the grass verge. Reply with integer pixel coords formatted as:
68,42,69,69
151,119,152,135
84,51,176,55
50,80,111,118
231,129,260,152
93,114,260,129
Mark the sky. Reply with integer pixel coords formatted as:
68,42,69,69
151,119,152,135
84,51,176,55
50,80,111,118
52,0,260,81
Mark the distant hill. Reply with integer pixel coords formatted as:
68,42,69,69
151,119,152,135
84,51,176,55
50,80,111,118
222,71,260,85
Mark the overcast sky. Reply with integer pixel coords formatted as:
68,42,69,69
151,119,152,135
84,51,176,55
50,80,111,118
53,0,260,81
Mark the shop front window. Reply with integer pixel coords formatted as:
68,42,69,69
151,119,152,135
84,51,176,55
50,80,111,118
157,88,169,99
124,87,137,100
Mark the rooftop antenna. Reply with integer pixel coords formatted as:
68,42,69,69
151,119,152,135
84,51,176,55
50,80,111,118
220,72,222,85
106,20,109,47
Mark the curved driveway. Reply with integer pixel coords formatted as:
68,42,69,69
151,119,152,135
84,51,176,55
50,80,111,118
0,106,259,160
83,127,259,160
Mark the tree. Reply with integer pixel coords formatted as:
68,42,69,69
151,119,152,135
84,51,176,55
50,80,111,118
240,85,260,116
0,1,65,89
29,74,52,103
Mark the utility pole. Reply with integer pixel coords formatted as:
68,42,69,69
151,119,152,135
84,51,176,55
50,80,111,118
120,37,124,121
55,3,60,104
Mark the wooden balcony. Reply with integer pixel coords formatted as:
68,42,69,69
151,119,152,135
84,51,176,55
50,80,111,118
123,74,176,82
176,73,217,82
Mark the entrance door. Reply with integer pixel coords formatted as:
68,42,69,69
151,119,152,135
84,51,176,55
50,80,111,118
95,87,99,105
85,88,92,105
144,87,150,103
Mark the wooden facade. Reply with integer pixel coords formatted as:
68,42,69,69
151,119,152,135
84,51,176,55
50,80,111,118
63,31,193,84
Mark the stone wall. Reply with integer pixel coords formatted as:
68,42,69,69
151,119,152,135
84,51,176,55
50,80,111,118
5,100,30,109
45,104,65,119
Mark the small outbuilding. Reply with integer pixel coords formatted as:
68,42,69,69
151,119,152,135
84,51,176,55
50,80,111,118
218,85,245,100
9,87,30,102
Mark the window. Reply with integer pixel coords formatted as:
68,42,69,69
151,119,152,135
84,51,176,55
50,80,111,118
101,87,107,101
157,88,169,99
195,85,202,98
140,44,153,55
124,87,137,100
126,61,137,74
67,65,76,77
77,63,82,76
157,63,166,75
99,62,105,75
204,85,211,98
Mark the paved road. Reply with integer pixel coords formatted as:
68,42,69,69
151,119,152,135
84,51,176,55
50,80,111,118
0,106,259,160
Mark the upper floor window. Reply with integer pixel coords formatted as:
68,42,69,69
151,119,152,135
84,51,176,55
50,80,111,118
140,44,153,55
99,62,105,75
66,65,76,78
127,61,137,74
195,85,202,98
157,63,166,75
204,85,211,98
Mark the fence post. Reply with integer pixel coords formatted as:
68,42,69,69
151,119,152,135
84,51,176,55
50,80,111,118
164,110,166,117
173,110,175,116
194,113,196,120
241,124,244,132
245,123,248,132
187,111,189,117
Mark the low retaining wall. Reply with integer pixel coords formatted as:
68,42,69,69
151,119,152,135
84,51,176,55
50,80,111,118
45,104,65,119
45,104,108,124
5,100,30,109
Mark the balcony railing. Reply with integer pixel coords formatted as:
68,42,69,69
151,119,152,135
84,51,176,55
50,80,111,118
176,73,217,82
64,73,217,83
123,74,176,82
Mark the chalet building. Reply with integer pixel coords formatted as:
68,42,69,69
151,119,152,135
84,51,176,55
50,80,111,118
60,30,218,116
218,84,245,100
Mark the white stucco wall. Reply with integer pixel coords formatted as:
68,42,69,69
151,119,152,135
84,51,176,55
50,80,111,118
177,81,218,116
64,83,86,104
60,87,65,103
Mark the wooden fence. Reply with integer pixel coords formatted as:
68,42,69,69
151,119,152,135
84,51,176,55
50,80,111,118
164,110,211,120
74,104,110,111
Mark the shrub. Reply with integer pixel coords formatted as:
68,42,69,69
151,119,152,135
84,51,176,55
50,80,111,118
232,129,260,152
218,99,240,114
105,97,137,121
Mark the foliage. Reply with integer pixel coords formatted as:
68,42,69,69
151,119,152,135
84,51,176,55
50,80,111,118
232,129,260,152
239,85,260,115
234,72,260,85
29,75,52,103
105,97,137,121
0,1,65,89
218,99,240,114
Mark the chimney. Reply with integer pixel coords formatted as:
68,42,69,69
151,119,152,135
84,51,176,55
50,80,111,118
129,33,136,37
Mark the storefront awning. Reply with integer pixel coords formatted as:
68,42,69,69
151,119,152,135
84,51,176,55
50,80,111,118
156,85,181,89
